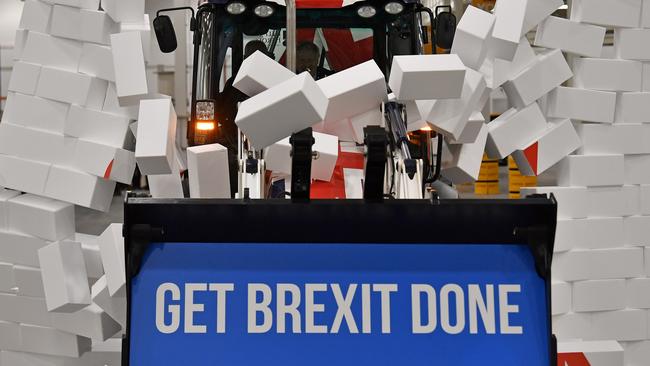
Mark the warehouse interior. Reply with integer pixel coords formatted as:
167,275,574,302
0,0,649,365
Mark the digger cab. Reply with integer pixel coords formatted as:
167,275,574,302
186,0,432,146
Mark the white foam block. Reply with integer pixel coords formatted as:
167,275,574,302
13,265,44,297
615,92,650,124
38,241,91,313
624,216,650,247
0,293,53,327
520,186,589,220
614,28,650,61
573,279,626,312
644,62,650,92
571,0,642,27
233,51,295,97
0,190,22,230
2,93,69,134
558,341,624,366
449,111,485,144
478,55,511,90
573,58,642,92
8,62,41,96
486,103,547,159
311,132,339,182
50,303,121,341
513,119,581,176
0,155,51,196
96,223,124,297
110,32,148,105
65,105,131,149
553,312,593,340
0,348,120,366
13,29,28,61
236,72,328,149
552,281,571,316
74,139,135,185
503,49,573,109
80,9,117,45
0,230,48,267
102,0,144,23
44,165,116,212
591,309,647,342
8,194,74,242
642,186,650,215
576,123,649,155
20,0,52,33
427,68,488,140
388,54,465,101
547,87,616,123
553,247,644,281
490,0,527,61
451,5,495,70
588,185,640,218
21,31,82,72
644,0,650,27
135,98,177,175
35,66,107,108
319,61,387,123
92,275,126,328
555,217,625,251
624,341,650,366
79,43,115,82
19,324,91,358
557,154,624,187
187,144,231,199
0,263,14,293
627,278,650,309
0,123,77,167
534,16,605,57
148,167,184,199
625,155,650,184
441,123,488,184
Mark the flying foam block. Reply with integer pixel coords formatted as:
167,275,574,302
427,68,488,141
236,72,329,150
318,60,387,122
265,132,339,182
19,0,53,34
534,16,606,57
490,0,527,61
92,275,126,328
450,5,495,70
44,165,116,212
233,51,295,97
21,31,83,73
522,0,564,34
38,241,91,313
110,31,148,106
573,58,642,92
388,54,466,101
502,49,572,109
556,154,625,187
79,43,115,82
8,62,41,96
512,119,582,176
616,92,650,123
486,103,547,160
102,0,145,23
449,111,486,145
98,224,125,297
18,324,92,358
441,123,488,184
2,93,69,135
187,144,231,199
50,5,117,45
135,98,177,175
35,66,107,108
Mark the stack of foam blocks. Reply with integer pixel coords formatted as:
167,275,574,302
520,1,650,364
0,0,149,363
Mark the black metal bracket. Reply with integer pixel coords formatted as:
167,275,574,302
514,225,552,280
289,128,315,202
126,224,164,280
363,126,387,201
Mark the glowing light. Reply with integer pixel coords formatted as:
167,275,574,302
196,122,216,131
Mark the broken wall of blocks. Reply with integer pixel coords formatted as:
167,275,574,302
521,1,650,365
0,0,154,363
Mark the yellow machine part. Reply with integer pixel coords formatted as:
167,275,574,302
475,153,500,195
508,156,537,199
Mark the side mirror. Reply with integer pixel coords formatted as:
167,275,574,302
154,15,178,53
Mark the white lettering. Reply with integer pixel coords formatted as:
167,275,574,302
248,283,273,333
156,283,181,334
411,284,437,334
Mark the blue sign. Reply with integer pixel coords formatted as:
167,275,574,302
129,243,549,365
